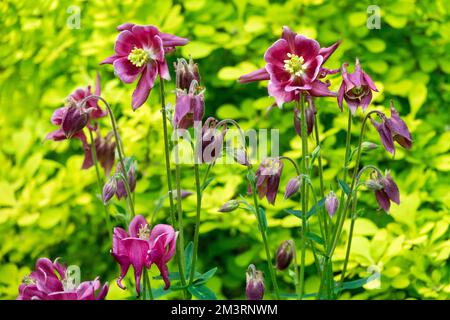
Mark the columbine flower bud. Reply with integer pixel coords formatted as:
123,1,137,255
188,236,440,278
276,240,294,271
234,148,251,167
361,141,378,152
246,264,264,300
294,103,315,137
255,157,284,205
171,189,193,200
115,158,137,199
284,176,300,199
325,191,339,217
218,200,240,212
61,100,89,138
365,179,383,191
103,178,117,204
175,57,201,91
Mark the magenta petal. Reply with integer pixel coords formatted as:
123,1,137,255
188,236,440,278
132,63,157,110
159,32,189,47
45,128,66,141
96,283,109,300
128,215,149,238
375,190,391,212
239,67,270,84
360,90,373,111
319,40,341,63
303,55,323,83
293,35,320,62
100,54,121,65
76,281,97,300
266,63,291,84
122,238,150,296
264,39,290,67
115,30,139,56
117,23,135,31
371,118,395,154
51,107,66,125
132,25,160,48
383,174,400,205
268,81,296,107
281,26,297,51
158,59,171,81
47,291,78,300
337,83,345,110
113,57,143,84
363,72,378,92
309,80,336,97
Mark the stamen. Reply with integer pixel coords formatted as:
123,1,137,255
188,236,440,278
284,53,307,77
128,47,150,67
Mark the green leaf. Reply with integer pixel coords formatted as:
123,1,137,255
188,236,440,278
188,284,217,300
201,177,214,192
194,267,218,285
305,232,324,245
338,179,351,195
284,198,325,220
338,273,380,291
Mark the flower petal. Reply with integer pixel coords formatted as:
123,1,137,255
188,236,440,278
264,39,290,67
239,67,270,84
113,57,143,84
132,63,158,110
115,30,139,56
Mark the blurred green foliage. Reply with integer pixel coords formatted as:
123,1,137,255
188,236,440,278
0,0,449,300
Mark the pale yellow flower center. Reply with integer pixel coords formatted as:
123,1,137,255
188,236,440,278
284,53,306,77
128,47,150,67
138,224,151,240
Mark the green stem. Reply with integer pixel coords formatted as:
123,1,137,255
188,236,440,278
297,94,308,299
88,129,112,238
116,173,135,219
290,240,301,300
189,163,202,284
143,268,153,300
340,196,357,284
249,176,280,300
158,75,187,295
174,137,185,274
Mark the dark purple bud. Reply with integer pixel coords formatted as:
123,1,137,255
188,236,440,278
246,264,264,300
373,171,400,212
95,131,115,176
174,57,201,91
276,240,294,271
199,117,226,164
325,191,339,217
115,158,136,199
218,200,240,212
61,101,89,138
103,178,117,204
294,96,316,137
284,177,300,199
172,189,193,200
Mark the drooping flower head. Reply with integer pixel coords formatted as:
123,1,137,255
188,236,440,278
18,258,108,300
95,131,116,175
197,117,226,164
45,75,106,169
174,57,201,91
111,215,178,296
370,171,400,212
284,176,301,199
254,157,284,205
115,157,137,199
101,23,188,110
338,58,378,114
246,264,265,300
173,81,205,130
370,101,413,155
239,26,340,107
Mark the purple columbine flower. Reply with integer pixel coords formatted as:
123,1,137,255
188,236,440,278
254,157,284,205
18,258,108,300
111,215,178,296
239,26,340,107
173,81,205,130
276,240,294,271
337,58,378,114
101,23,188,110
197,117,226,164
373,171,400,212
95,131,115,176
46,75,106,170
370,101,413,155
325,190,339,217
115,158,137,199
103,177,117,204
246,264,265,300
284,176,300,199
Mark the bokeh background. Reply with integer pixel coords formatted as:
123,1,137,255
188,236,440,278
0,0,449,300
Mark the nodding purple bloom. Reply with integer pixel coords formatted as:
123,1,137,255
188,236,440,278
373,171,400,212
115,158,137,199
18,258,108,300
254,157,284,205
197,117,226,164
101,23,188,110
294,95,316,137
276,240,294,271
337,58,378,114
246,264,265,300
45,75,106,170
284,176,300,199
103,178,117,204
175,57,201,91
370,101,413,155
173,81,205,130
325,191,339,217
95,131,115,176
239,26,340,107
111,215,177,296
